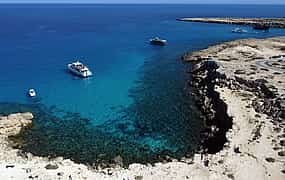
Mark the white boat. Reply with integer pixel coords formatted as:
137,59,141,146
150,37,167,46
232,28,247,33
67,61,93,78
28,89,36,97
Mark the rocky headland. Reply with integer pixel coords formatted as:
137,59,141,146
1,37,285,179
185,36,285,180
177,18,285,28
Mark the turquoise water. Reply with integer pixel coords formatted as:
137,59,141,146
1,4,285,165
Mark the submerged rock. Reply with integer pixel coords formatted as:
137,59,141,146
113,155,124,167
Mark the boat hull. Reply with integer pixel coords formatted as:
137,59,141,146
29,93,36,97
150,40,167,46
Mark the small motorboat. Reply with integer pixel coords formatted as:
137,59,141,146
232,28,247,33
150,37,167,46
28,89,36,97
67,61,93,78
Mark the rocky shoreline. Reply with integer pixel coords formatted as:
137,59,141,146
189,60,233,154
185,36,285,179
189,55,284,154
1,37,285,179
177,18,285,28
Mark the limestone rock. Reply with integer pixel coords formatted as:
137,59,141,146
0,112,33,136
45,163,59,170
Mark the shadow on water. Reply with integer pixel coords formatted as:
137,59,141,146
3,53,204,167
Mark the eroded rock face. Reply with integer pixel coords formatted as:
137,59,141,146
189,57,285,154
190,60,233,153
0,112,33,137
186,37,285,132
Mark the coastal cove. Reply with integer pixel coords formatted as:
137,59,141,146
1,4,285,174
1,36,284,180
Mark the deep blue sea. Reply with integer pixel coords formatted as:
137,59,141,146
1,4,285,165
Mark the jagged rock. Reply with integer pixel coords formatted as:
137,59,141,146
190,60,232,153
227,174,234,179
274,127,282,133
260,68,269,71
0,112,33,136
280,140,285,146
278,151,285,156
135,175,144,180
234,147,241,153
26,168,32,173
45,163,59,170
6,165,15,168
234,76,275,99
273,146,281,151
191,60,219,74
234,70,246,74
204,160,209,167
265,157,275,162
57,172,64,176
20,112,34,121
255,79,268,84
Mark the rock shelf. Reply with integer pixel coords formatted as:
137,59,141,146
178,18,285,28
